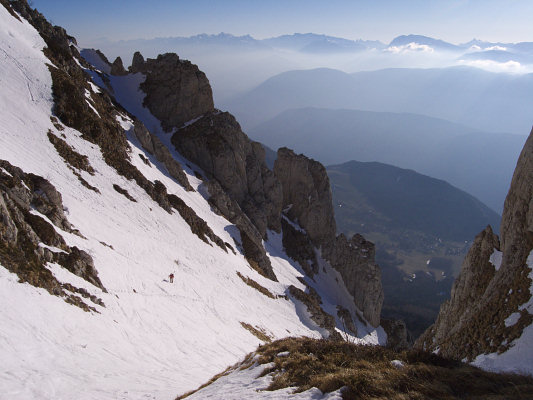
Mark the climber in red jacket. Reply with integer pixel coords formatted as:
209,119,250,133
169,273,174,283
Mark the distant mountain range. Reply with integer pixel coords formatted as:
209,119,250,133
107,32,533,57
223,66,533,135
249,107,525,213
94,33,533,105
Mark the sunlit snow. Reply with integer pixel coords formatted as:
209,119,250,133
0,6,382,400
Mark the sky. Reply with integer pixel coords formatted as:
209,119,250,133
34,0,533,46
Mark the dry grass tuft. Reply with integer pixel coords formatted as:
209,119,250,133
240,322,272,343
112,184,137,202
236,271,277,299
253,337,533,399
175,364,237,399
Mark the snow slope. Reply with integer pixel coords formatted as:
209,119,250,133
0,5,382,400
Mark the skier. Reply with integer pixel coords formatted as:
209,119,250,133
169,273,174,283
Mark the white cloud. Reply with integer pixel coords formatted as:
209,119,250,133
457,58,528,73
385,42,434,54
485,45,507,51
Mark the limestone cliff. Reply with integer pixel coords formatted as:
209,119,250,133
134,53,214,131
274,148,336,248
416,128,533,365
275,148,383,327
79,43,385,331
172,112,282,238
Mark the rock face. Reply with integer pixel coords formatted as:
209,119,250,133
325,233,384,328
274,148,383,327
129,51,145,73
75,40,385,329
110,56,127,76
0,160,105,309
135,53,214,131
172,112,282,238
274,148,336,248
132,119,193,191
416,128,533,362
171,112,282,280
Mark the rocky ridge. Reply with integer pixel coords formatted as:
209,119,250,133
416,128,533,368
275,148,384,327
3,0,385,342
98,48,385,330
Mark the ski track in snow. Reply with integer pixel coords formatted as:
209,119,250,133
0,6,382,400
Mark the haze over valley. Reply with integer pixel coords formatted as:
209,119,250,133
87,31,533,214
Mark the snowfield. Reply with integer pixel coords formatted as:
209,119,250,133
0,5,382,400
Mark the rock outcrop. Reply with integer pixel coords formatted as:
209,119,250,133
325,233,383,328
381,318,410,351
110,56,127,76
132,119,193,191
274,148,336,248
288,285,342,341
0,160,105,310
171,112,282,280
172,112,282,238
274,148,383,327
415,128,533,363
129,51,145,73
135,52,214,131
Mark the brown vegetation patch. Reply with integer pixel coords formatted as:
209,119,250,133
167,192,227,251
74,172,99,193
47,130,95,174
138,153,151,166
176,362,242,400
224,241,235,254
47,130,100,192
236,271,276,299
50,116,64,131
253,337,533,399
112,184,136,202
240,322,272,343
